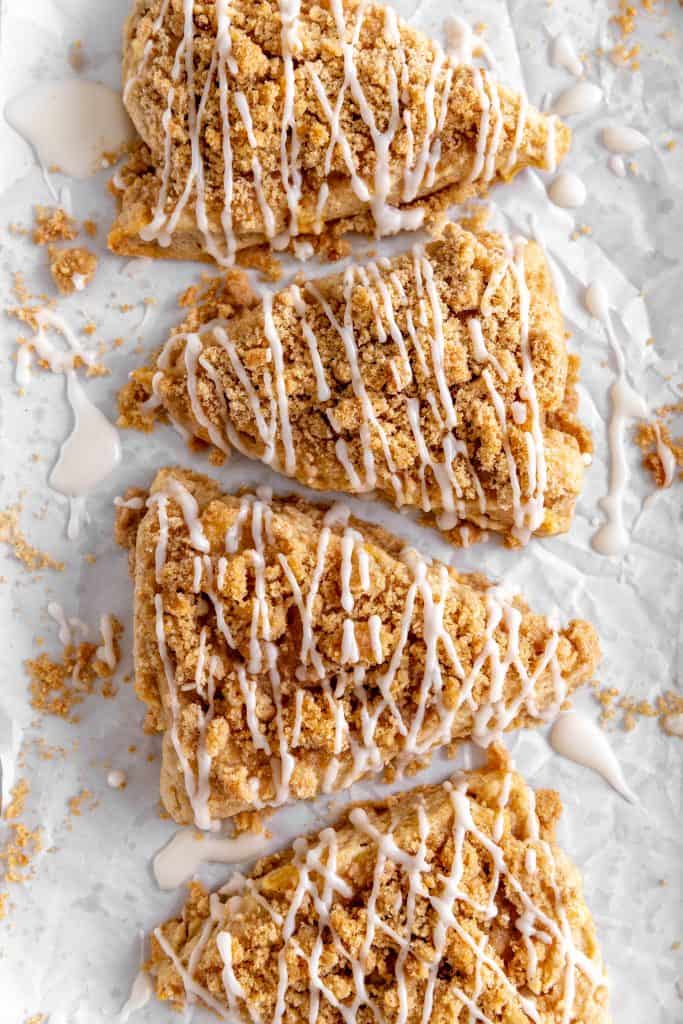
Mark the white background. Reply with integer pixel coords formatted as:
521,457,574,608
0,0,681,1022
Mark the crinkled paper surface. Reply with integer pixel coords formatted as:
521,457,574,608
0,0,681,1021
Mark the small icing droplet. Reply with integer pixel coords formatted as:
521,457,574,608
107,769,127,789
550,711,636,802
550,33,583,77
601,125,649,154
608,154,626,177
548,171,586,209
119,969,153,1021
552,81,602,116
5,80,134,179
153,828,270,890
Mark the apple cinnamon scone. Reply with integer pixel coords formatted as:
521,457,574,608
119,221,591,546
148,751,610,1023
109,0,570,263
115,467,599,828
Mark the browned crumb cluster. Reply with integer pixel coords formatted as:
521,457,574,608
119,221,591,545
48,245,98,295
593,681,683,737
32,205,77,246
0,506,64,572
119,467,599,825
26,617,123,722
109,0,569,262
0,823,43,886
4,779,30,821
68,39,88,71
634,416,683,487
149,753,608,1024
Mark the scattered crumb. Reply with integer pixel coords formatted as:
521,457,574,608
0,506,64,572
33,205,77,246
26,617,123,722
0,892,8,920
0,823,43,884
593,682,683,737
48,245,98,295
4,780,29,821
82,219,98,238
68,39,87,72
68,789,97,818
635,419,682,488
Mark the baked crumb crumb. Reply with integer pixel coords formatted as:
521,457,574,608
68,39,87,72
4,779,29,821
634,417,682,488
48,245,98,295
83,218,98,238
26,616,123,722
593,681,683,737
33,205,77,246
0,506,64,572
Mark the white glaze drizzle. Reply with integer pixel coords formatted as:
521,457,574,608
160,775,607,1024
125,0,537,263
585,283,648,556
159,236,546,541
149,479,572,827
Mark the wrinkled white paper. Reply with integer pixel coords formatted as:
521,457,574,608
0,1,681,1022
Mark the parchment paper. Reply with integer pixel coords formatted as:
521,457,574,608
0,1,681,1022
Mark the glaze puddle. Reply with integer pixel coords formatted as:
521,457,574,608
550,711,636,803
5,79,134,178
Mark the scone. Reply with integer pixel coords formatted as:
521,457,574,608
119,221,592,545
109,0,569,264
148,750,610,1023
115,467,600,828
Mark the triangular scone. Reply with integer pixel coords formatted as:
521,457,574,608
148,753,610,1024
108,0,569,264
119,222,592,546
115,467,599,828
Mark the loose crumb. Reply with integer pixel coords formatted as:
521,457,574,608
26,617,123,722
4,780,29,821
33,205,77,246
68,39,87,72
0,506,64,572
634,418,682,488
48,245,98,295
0,823,43,884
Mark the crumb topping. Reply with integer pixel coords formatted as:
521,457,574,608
0,505,64,572
119,221,590,545
33,205,77,246
148,757,609,1024
118,467,599,826
109,0,569,262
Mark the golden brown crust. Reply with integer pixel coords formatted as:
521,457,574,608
119,221,591,545
148,757,609,1024
117,467,600,825
108,0,570,262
